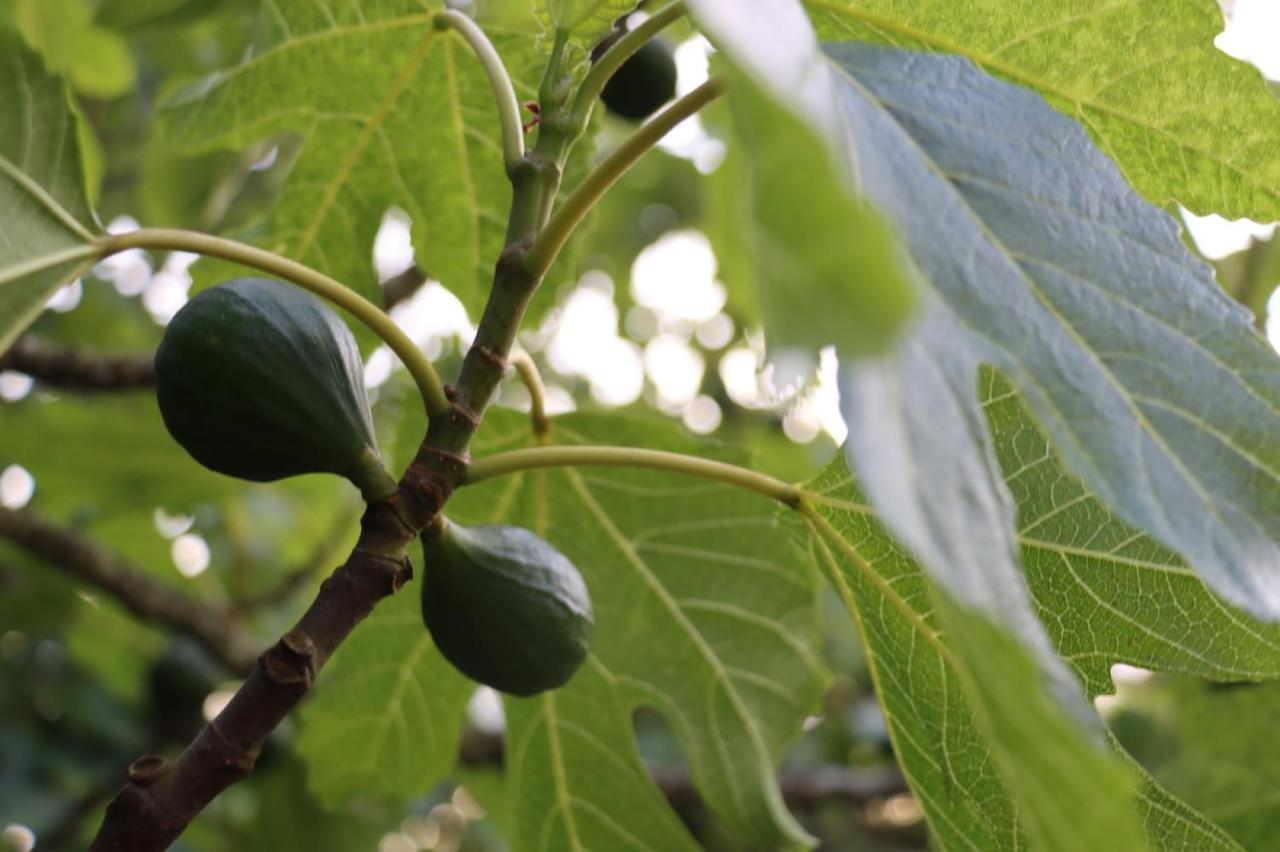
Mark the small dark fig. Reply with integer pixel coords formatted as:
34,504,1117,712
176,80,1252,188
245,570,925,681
421,519,594,697
155,277,393,500
601,38,678,121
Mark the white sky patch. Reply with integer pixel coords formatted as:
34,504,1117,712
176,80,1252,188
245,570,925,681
373,207,415,282
0,371,34,402
657,36,726,173
45,279,82,313
142,252,198,325
153,507,195,539
172,533,211,578
0,465,35,509
644,333,705,409
631,229,727,323
1181,210,1276,259
683,394,722,434
545,275,647,407
1217,0,1280,80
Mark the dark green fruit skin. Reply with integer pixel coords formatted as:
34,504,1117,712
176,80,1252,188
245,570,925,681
421,522,594,697
155,277,378,485
601,39,677,121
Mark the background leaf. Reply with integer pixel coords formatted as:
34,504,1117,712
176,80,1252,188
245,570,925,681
446,410,826,848
0,30,99,350
806,0,1280,220
158,1,544,312
296,578,473,807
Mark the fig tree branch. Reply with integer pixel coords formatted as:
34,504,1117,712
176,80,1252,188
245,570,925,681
522,76,727,279
92,26,590,849
0,334,155,391
433,10,525,176
0,507,257,674
96,229,451,418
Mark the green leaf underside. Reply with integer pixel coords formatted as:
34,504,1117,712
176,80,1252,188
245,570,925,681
802,370,1276,850
0,30,98,351
685,0,916,356
805,0,1280,220
443,410,825,849
159,1,547,312
826,45,1279,636
296,581,474,806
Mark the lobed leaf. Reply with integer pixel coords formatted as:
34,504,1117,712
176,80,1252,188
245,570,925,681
824,44,1279,634
799,375,1280,848
806,0,1280,220
0,29,99,351
296,583,474,806
158,1,546,312
445,410,826,849
685,0,917,357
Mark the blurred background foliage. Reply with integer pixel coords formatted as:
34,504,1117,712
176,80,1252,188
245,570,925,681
0,0,1277,850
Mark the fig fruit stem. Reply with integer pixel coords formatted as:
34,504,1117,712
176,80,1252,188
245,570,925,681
508,349,550,436
97,228,452,419
571,2,687,132
465,445,804,508
433,10,525,177
522,76,727,281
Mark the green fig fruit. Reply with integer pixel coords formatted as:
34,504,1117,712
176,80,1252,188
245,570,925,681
421,520,594,696
155,277,393,500
601,38,678,121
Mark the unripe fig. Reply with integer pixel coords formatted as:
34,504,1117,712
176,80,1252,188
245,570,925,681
155,277,393,500
421,520,594,696
601,38,678,121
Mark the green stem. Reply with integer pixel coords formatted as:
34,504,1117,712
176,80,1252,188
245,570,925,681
508,349,549,435
433,10,525,177
97,228,451,418
522,76,727,280
569,2,687,131
465,444,803,507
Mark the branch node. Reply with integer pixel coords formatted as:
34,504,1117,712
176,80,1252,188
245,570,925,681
262,631,316,688
475,344,507,370
127,754,170,787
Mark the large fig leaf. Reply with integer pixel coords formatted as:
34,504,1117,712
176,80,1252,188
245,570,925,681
806,0,1280,220
684,0,916,357
826,45,1279,633
800,372,1279,849
0,30,100,350
444,410,826,849
158,1,544,311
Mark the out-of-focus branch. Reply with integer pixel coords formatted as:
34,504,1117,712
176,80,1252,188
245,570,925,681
382,265,428,310
0,334,155,392
0,268,430,396
457,726,908,806
0,507,257,674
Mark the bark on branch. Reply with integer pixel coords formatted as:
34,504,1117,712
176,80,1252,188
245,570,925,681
0,507,257,674
0,334,155,392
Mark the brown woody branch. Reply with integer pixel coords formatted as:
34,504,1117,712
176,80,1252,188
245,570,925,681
0,334,155,392
0,507,257,674
89,152,563,851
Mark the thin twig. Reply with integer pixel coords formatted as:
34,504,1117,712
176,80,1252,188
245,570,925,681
0,507,257,674
0,334,155,391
